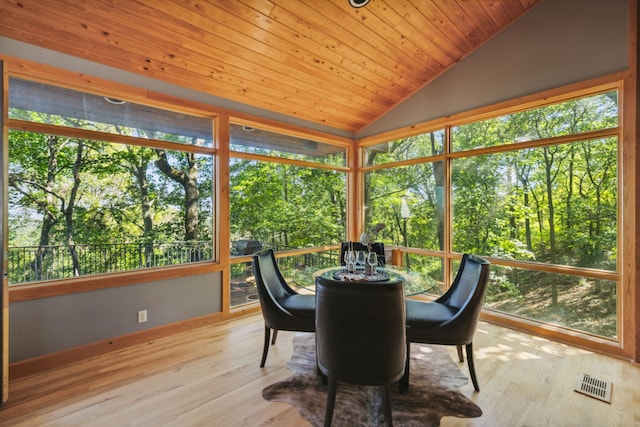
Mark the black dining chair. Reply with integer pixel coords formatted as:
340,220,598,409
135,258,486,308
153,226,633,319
252,249,315,367
405,254,490,391
315,276,407,427
340,241,386,266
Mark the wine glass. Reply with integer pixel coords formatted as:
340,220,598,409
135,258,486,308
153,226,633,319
343,249,353,265
367,252,378,275
344,250,356,272
356,250,366,270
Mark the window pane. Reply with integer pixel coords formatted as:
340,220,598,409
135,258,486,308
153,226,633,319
230,158,346,252
9,78,213,146
485,265,617,339
230,124,345,166
451,91,618,152
8,131,214,284
364,129,444,166
364,162,445,251
401,254,445,296
452,138,618,271
230,249,339,308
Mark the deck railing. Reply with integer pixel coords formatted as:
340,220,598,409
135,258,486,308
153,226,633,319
7,241,213,285
7,240,340,286
9,241,438,308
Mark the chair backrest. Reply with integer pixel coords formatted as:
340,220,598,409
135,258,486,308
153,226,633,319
340,241,386,266
315,276,406,385
444,254,490,309
253,249,315,335
252,249,296,325
253,249,296,301
436,254,490,342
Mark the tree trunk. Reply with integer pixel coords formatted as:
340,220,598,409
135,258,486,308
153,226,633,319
431,134,445,251
34,136,60,280
543,147,558,306
64,140,84,276
155,150,200,254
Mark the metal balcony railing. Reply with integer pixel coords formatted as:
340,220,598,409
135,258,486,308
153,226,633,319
7,241,213,285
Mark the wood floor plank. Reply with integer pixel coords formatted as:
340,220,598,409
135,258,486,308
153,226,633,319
1,314,639,426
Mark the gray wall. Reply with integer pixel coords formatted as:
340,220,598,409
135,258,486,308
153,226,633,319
10,272,222,362
358,0,630,137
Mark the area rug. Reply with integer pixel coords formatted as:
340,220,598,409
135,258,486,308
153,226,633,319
262,333,482,426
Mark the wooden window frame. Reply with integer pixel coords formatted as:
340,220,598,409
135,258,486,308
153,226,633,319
358,73,635,360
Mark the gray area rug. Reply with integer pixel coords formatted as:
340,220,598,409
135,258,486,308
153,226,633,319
262,333,482,426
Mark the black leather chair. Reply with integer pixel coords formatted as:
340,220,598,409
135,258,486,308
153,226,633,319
340,241,386,266
315,276,407,427
252,249,315,367
405,254,490,391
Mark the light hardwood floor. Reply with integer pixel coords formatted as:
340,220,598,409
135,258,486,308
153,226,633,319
1,313,639,426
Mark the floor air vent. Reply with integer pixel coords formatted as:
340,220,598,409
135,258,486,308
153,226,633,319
574,373,612,403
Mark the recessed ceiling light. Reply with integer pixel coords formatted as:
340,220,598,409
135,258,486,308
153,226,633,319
104,97,126,105
349,0,370,8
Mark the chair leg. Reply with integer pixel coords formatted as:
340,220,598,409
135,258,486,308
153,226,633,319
317,362,327,384
271,329,278,345
466,342,480,392
260,327,271,368
382,382,394,427
324,375,338,427
456,344,464,362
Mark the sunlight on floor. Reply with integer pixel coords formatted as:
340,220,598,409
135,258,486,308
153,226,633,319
473,325,593,363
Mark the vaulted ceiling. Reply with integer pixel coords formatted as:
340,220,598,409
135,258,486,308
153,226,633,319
0,0,541,133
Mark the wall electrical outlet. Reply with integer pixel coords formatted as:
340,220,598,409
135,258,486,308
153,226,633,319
137,310,148,323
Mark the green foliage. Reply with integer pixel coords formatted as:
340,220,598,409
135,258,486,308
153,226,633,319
362,91,619,338
365,130,444,165
230,159,345,248
364,91,618,272
8,122,214,281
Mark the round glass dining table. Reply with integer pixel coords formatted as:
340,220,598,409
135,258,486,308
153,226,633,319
313,266,436,296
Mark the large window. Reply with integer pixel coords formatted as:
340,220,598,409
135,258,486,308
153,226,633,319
7,79,215,284
229,124,347,306
363,130,446,295
363,88,620,339
229,124,347,251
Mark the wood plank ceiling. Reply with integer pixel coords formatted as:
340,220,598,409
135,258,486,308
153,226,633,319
0,0,541,133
